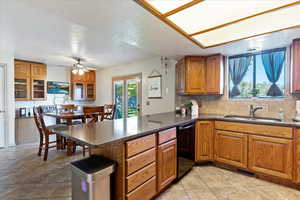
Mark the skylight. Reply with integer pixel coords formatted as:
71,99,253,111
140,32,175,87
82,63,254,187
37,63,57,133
138,0,300,48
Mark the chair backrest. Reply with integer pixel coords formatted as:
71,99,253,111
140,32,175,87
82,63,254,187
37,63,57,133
104,104,116,120
61,104,76,112
83,106,105,123
33,106,50,136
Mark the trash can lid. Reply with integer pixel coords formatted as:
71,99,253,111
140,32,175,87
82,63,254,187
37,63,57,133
70,155,116,174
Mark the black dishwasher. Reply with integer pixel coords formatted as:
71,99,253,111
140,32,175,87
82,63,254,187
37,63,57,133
177,122,195,180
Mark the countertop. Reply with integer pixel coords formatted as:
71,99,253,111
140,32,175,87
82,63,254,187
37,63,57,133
51,112,300,147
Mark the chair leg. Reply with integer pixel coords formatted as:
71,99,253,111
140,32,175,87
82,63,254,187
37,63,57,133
43,136,49,161
56,135,62,150
38,134,43,156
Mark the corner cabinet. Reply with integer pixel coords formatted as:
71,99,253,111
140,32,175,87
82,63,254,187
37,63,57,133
71,71,96,101
291,39,300,93
14,60,47,101
195,121,214,162
176,55,224,95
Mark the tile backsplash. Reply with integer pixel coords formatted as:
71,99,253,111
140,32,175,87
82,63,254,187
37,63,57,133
176,94,299,120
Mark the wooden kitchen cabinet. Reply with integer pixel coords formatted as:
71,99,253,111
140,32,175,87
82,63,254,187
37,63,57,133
249,135,293,180
71,71,96,101
14,60,47,101
175,55,224,95
157,139,177,192
206,55,224,94
195,121,214,162
295,129,300,183
214,130,248,168
185,56,206,94
291,39,300,93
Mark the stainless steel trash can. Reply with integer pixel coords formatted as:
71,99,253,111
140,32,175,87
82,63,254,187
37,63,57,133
70,155,116,200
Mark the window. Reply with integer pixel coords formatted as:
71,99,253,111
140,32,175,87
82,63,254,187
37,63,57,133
228,48,286,99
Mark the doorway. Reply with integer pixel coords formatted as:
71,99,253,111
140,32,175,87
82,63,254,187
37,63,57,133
112,74,142,119
0,64,6,148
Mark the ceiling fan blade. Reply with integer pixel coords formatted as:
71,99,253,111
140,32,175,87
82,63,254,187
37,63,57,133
86,67,97,71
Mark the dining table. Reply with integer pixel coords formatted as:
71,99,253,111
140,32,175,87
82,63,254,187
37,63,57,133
44,111,86,126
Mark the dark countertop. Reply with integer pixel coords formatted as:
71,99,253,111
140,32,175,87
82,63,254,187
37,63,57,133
51,112,300,147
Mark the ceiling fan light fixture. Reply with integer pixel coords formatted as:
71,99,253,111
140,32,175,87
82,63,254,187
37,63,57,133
72,68,78,75
78,68,85,76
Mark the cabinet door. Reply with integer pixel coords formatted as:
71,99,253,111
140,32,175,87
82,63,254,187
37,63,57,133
249,135,293,180
185,56,206,94
85,71,96,82
15,61,31,78
214,130,248,168
31,79,46,100
31,63,46,79
15,78,31,100
295,129,300,183
195,121,214,162
157,139,177,192
292,39,300,93
72,82,85,100
206,55,223,94
86,82,96,100
175,58,185,94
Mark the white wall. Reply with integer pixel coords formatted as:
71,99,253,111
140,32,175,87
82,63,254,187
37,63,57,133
0,0,15,146
96,57,176,115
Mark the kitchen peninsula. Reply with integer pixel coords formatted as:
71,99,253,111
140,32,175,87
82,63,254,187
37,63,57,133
53,112,300,200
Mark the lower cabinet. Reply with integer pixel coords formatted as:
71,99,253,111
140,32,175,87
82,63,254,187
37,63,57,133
248,135,293,180
195,121,214,162
214,130,248,168
157,139,177,192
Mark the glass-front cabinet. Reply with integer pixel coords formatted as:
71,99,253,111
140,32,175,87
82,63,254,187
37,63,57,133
32,79,46,100
86,83,96,100
15,78,30,100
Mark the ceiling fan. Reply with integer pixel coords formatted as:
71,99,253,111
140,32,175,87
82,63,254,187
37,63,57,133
71,57,96,75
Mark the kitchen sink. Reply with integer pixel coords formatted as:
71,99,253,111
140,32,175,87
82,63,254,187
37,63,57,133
224,115,282,122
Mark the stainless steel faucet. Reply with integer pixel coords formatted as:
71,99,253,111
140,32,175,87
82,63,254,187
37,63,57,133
249,105,263,118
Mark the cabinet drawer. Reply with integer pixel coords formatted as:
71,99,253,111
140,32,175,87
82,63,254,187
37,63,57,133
126,176,156,200
126,134,156,158
215,121,293,139
158,128,176,145
126,148,156,175
126,162,156,193
249,135,293,180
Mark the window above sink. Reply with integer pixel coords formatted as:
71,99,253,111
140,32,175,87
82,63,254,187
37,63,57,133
228,47,286,99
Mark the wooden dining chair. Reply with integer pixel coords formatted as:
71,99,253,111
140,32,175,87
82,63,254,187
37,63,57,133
83,106,105,124
33,106,63,161
104,104,116,120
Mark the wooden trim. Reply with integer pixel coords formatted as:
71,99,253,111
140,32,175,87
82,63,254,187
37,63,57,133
162,0,205,17
135,0,300,49
189,1,300,36
134,0,204,48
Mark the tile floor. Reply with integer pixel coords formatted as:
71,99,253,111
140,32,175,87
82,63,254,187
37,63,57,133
1,144,300,200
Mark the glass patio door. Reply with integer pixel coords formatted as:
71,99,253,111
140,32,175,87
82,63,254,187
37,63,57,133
113,74,141,119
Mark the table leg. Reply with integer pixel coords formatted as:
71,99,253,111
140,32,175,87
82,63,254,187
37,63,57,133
66,119,72,126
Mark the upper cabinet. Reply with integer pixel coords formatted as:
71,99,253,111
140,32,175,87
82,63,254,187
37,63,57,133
291,39,300,93
176,55,224,95
71,71,96,101
14,60,47,101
